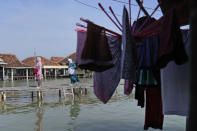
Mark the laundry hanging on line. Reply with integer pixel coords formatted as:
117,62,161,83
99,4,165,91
75,0,189,130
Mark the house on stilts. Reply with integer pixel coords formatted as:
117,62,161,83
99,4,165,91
22,56,68,79
0,53,31,80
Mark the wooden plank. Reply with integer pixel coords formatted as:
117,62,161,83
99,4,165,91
0,85,89,92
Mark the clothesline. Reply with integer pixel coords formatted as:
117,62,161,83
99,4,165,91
75,0,190,130
79,18,122,38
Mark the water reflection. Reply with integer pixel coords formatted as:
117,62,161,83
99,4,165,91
0,79,186,131
35,101,45,131
70,101,80,120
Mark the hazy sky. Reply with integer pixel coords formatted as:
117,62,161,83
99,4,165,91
0,0,162,60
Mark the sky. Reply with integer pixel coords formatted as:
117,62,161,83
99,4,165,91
0,0,162,60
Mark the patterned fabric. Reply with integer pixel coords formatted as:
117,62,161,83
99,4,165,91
68,61,79,84
68,63,76,75
121,6,137,81
94,36,121,104
34,57,42,81
76,31,87,65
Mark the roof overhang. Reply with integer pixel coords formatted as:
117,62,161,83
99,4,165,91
0,63,7,65
43,65,68,69
5,67,32,69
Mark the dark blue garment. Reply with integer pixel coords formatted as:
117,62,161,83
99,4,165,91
133,17,159,68
133,17,160,109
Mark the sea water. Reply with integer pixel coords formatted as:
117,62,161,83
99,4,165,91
0,78,186,131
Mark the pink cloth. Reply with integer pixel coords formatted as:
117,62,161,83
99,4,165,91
34,57,42,80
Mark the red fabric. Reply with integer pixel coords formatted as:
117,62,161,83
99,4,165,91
33,68,38,75
156,8,188,68
144,87,164,130
133,0,187,39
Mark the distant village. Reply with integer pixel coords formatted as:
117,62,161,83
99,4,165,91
0,52,90,81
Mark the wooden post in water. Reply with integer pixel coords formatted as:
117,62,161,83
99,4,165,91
37,91,39,100
0,92,2,102
31,91,34,101
71,86,74,99
37,91,43,101
2,92,6,101
85,88,87,95
2,67,5,81
59,89,61,98
41,91,43,100
63,88,66,100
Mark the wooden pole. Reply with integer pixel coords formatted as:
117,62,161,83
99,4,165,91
31,91,34,101
2,92,6,101
63,88,66,100
2,66,5,81
37,91,41,100
187,0,197,130
0,92,2,102
59,89,61,98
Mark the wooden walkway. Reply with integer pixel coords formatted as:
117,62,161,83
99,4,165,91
0,85,89,102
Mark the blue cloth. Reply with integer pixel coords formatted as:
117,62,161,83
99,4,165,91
132,17,160,86
70,74,79,84
69,63,77,69
133,17,159,68
137,69,158,85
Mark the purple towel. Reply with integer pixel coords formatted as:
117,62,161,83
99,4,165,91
94,36,121,104
76,31,87,65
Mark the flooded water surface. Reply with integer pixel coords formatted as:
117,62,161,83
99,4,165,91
0,79,186,131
